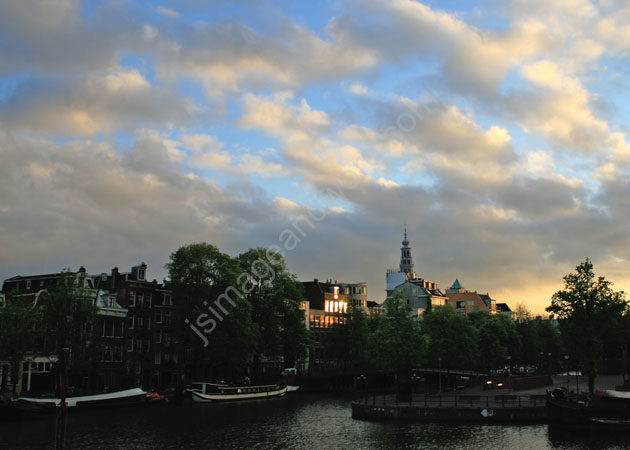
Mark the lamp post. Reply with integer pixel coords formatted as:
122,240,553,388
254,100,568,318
507,355,512,375
438,357,442,394
564,355,570,393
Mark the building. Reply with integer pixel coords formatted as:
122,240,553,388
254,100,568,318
301,278,368,362
93,263,176,390
0,263,176,395
385,227,447,316
444,279,499,315
1,267,99,394
496,303,513,319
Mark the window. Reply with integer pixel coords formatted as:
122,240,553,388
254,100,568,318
164,333,171,346
26,280,31,290
155,310,162,324
128,313,135,329
104,319,114,337
103,346,113,362
40,281,45,287
163,311,171,325
163,293,172,306
146,294,152,308
468,300,474,306
127,337,134,352
138,293,144,306
0,295,5,309
108,297,117,308
137,316,143,328
129,291,136,307
155,330,162,343
154,351,161,365
113,346,122,362
138,268,145,280
147,318,151,330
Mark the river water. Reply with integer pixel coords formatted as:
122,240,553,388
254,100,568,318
0,395,627,450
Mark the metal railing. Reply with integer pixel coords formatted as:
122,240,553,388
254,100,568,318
355,393,548,409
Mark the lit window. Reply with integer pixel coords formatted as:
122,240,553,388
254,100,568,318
325,301,330,312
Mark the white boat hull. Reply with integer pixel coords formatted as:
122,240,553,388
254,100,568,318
18,388,148,408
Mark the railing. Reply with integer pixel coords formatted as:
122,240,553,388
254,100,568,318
355,393,548,409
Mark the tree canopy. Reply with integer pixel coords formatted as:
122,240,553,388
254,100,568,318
546,258,628,393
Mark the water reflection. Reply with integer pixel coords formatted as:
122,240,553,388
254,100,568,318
0,395,626,449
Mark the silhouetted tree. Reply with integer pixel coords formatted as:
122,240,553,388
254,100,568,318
547,259,628,394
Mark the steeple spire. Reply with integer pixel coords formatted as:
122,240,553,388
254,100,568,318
399,225,414,278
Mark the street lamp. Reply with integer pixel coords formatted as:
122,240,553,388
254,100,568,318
438,357,442,394
564,355,570,393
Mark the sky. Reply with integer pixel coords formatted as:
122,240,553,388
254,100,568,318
1,0,630,314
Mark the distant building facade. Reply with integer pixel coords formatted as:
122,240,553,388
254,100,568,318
444,279,500,315
385,227,447,316
301,278,368,362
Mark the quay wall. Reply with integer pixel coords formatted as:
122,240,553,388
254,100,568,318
352,402,548,423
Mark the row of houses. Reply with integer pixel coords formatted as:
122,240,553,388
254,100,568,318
0,263,178,395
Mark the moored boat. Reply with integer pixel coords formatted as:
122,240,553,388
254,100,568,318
189,382,287,403
547,388,630,430
17,387,151,409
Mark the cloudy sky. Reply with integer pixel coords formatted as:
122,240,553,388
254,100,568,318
2,0,630,313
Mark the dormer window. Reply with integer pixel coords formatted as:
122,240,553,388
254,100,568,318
26,280,32,290
138,268,145,280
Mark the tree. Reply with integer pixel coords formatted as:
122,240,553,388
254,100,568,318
468,311,520,374
40,272,101,391
372,292,427,400
323,305,370,369
0,298,40,395
236,248,309,375
421,305,477,372
166,243,257,381
546,259,628,394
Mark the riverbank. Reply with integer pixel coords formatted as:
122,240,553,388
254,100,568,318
352,374,625,423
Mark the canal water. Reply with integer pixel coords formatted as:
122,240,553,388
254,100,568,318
0,395,627,449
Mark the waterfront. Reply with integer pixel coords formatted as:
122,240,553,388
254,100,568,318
1,395,628,450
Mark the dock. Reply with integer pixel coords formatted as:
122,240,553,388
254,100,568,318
352,374,625,424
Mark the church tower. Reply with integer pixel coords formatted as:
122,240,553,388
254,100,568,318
399,225,415,278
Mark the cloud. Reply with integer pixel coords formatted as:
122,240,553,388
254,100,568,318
1,69,196,136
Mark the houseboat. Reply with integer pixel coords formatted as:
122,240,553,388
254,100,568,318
188,382,287,403
547,388,630,430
